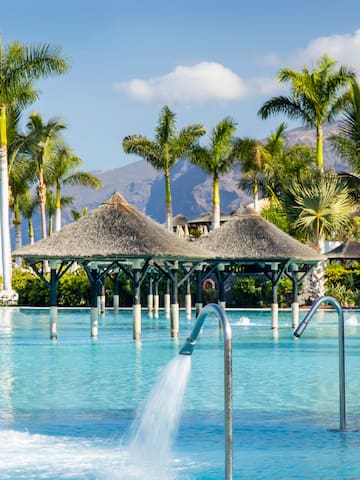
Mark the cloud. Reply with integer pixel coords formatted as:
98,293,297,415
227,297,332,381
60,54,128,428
114,62,282,104
279,29,360,74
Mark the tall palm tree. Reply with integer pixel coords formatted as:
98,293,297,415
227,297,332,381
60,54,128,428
19,192,38,246
236,136,271,211
47,142,102,232
25,113,66,239
0,39,69,290
190,117,237,230
46,189,73,236
330,79,360,172
258,54,355,172
123,105,205,231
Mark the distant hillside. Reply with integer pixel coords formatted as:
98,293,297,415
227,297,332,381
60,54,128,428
16,123,345,245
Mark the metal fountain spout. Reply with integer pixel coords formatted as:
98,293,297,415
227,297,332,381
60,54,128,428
179,303,233,480
294,295,355,432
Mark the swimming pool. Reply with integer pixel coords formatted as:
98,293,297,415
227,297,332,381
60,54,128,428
0,306,359,479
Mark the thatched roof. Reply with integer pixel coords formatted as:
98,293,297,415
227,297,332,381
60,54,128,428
188,211,232,225
173,213,188,227
196,207,322,264
13,193,214,262
326,239,360,259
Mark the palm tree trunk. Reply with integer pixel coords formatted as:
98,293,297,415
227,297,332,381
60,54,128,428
37,171,47,239
13,201,22,267
28,219,34,245
0,105,12,291
212,173,221,230
165,168,173,231
316,124,324,172
55,183,61,232
253,180,259,212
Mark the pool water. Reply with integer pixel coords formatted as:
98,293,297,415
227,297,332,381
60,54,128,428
0,306,360,479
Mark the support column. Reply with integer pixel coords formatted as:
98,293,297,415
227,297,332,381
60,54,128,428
271,264,279,329
164,278,171,318
49,261,58,340
153,274,159,318
185,276,192,320
291,265,299,328
98,282,106,314
90,265,99,337
170,264,179,338
113,272,120,314
132,261,142,340
147,275,154,314
217,263,226,310
195,265,203,317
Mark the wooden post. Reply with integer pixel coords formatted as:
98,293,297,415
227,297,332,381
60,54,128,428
217,263,226,310
271,264,279,329
49,260,58,340
113,271,120,314
90,263,99,337
291,265,299,328
185,276,192,320
147,275,154,314
153,274,159,318
195,265,203,317
132,260,142,340
164,278,171,318
170,264,179,338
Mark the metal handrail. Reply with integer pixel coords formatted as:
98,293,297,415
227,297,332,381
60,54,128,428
179,303,233,480
294,295,350,432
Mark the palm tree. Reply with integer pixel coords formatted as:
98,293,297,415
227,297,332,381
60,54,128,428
71,206,88,221
0,39,69,290
25,113,66,239
46,190,73,236
258,54,355,172
190,117,237,230
47,142,102,231
330,79,360,172
19,192,38,246
123,105,205,231
9,156,34,265
236,136,272,211
280,173,355,300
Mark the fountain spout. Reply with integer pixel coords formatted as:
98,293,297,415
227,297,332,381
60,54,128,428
179,303,233,480
294,295,351,432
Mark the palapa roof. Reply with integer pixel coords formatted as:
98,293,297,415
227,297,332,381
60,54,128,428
196,206,322,264
326,239,360,259
13,193,214,262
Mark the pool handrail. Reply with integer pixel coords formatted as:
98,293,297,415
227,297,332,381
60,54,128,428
179,303,233,480
294,295,348,432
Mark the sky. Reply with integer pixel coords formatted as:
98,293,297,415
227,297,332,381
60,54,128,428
3,0,360,172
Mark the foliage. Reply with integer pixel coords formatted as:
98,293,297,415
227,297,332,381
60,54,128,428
12,269,49,306
260,201,292,234
232,276,271,307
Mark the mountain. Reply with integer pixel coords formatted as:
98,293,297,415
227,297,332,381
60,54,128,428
15,123,345,245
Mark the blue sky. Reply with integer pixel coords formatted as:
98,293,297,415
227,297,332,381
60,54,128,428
3,0,360,171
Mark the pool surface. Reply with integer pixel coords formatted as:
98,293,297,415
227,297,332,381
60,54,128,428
0,306,359,479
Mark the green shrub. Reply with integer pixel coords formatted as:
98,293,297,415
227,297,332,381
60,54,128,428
12,270,49,306
58,270,90,306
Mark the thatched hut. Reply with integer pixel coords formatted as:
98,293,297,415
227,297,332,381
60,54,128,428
14,193,214,340
326,239,360,263
196,206,323,327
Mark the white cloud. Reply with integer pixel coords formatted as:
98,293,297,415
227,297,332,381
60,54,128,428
284,29,360,74
114,62,282,104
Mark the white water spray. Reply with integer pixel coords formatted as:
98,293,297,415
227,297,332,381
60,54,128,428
126,354,192,479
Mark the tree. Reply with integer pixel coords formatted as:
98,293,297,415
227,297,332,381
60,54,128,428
190,117,237,230
236,135,272,211
47,142,102,231
19,192,38,246
258,54,355,172
0,39,69,291
330,79,360,172
279,173,355,300
123,105,205,231
280,173,355,251
25,113,66,238
45,189,73,236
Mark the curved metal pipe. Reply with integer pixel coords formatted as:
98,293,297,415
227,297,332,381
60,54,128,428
179,303,233,480
294,295,348,432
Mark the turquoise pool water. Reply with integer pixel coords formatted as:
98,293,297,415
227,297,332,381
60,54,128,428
0,306,360,479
